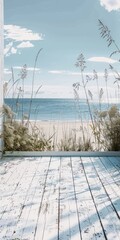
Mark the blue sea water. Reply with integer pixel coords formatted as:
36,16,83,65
4,98,120,121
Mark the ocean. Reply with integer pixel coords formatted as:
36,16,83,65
4,98,120,121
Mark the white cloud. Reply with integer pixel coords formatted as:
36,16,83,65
87,56,117,64
49,70,83,76
48,69,116,77
17,41,34,49
4,68,12,75
4,42,18,57
4,42,13,56
4,25,44,42
13,66,41,71
11,47,17,54
99,0,120,12
27,67,40,71
4,25,44,56
49,70,67,74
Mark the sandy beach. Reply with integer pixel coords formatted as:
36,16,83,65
28,120,93,148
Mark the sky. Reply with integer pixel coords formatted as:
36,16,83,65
4,0,120,100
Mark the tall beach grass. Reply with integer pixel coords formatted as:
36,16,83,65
2,20,120,152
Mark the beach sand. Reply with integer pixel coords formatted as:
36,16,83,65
28,120,93,149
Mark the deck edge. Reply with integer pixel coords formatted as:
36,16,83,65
3,151,120,158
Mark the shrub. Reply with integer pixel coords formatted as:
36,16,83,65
58,130,93,151
3,105,52,151
93,105,120,151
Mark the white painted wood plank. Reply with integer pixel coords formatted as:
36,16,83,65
1,156,120,240
91,156,120,235
93,157,120,196
4,157,41,239
0,158,28,192
12,157,51,240
108,157,120,167
102,156,120,175
34,157,59,240
24,157,59,240
82,157,120,240
58,157,81,240
0,158,21,185
0,158,31,221
39,157,60,240
72,157,105,240
0,157,40,239
91,157,120,216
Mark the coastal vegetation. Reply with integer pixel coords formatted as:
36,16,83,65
2,20,120,152
73,20,120,151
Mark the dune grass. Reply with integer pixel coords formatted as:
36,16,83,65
2,20,120,152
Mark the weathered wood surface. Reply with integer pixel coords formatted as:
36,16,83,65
0,156,120,239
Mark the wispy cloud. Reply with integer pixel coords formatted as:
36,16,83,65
4,68,12,75
48,70,67,74
48,69,115,77
11,47,17,54
4,42,13,56
99,0,120,12
49,70,85,76
17,41,34,49
4,66,41,76
13,66,41,72
4,43,20,57
4,25,44,56
87,56,117,64
4,25,44,42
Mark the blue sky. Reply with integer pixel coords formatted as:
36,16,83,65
4,0,120,100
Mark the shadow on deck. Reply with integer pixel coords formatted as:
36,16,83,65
0,153,120,239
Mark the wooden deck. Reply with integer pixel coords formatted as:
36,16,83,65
0,156,120,240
